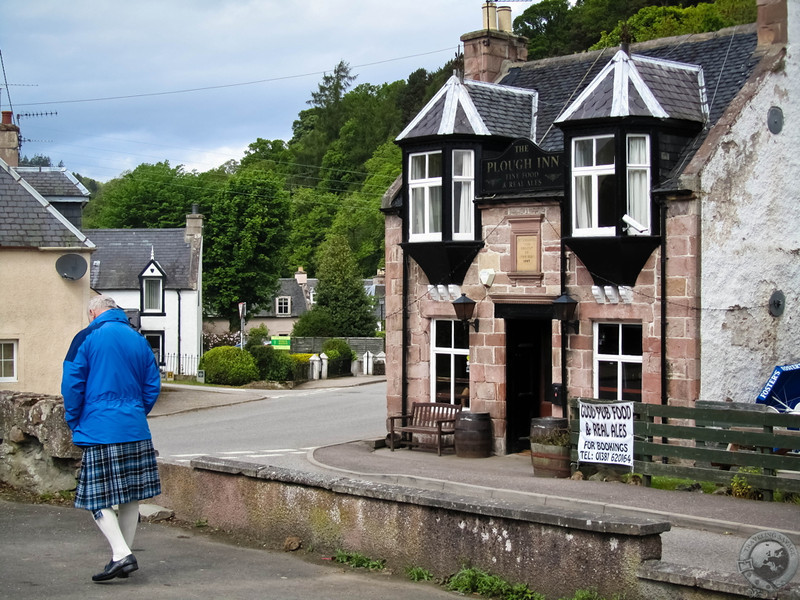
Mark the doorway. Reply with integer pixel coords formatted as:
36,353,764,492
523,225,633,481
505,318,552,453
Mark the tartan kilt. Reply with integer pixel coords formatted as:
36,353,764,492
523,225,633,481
75,439,161,512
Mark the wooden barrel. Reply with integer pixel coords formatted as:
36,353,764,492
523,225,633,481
530,417,568,442
455,412,492,458
530,443,571,478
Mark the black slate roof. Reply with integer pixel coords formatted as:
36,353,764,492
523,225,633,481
17,167,90,202
397,75,537,141
85,228,198,290
0,159,93,249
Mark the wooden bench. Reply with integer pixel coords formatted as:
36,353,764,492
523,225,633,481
387,402,462,456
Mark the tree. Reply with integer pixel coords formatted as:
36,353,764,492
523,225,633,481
286,187,340,276
311,235,376,337
83,161,201,229
19,154,53,167
239,138,294,177
203,168,290,326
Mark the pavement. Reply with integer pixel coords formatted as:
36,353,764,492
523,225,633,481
3,375,799,597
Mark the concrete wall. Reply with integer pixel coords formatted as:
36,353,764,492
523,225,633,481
691,2,799,404
0,248,93,395
155,457,667,600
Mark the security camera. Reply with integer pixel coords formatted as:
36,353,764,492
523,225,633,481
622,213,648,234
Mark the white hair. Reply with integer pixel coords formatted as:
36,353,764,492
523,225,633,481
88,295,118,313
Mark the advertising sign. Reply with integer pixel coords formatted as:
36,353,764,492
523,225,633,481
271,336,291,351
481,138,563,195
577,401,634,467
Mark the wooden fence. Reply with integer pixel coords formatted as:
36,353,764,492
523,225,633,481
568,398,800,500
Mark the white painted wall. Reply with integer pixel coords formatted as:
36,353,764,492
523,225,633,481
698,4,800,403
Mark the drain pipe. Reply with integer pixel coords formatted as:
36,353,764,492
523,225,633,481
401,252,409,416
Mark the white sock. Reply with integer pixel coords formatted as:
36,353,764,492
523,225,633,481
117,501,140,549
93,508,132,561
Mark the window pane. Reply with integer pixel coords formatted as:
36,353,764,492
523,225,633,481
453,321,469,349
621,324,642,355
144,279,161,310
429,185,442,233
454,354,470,409
575,139,593,167
574,176,592,229
598,361,618,400
0,342,14,378
597,174,616,228
622,363,642,401
453,181,473,234
627,136,647,165
596,136,615,165
453,150,473,177
435,353,452,403
428,152,442,178
411,188,425,234
410,155,426,180
435,320,452,348
597,324,618,354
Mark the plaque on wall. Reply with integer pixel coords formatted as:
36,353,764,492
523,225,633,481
481,138,564,195
515,234,539,272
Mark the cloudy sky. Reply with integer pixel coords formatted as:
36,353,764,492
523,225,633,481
1,1,530,182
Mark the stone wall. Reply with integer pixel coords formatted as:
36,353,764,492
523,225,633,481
156,457,668,600
0,391,81,494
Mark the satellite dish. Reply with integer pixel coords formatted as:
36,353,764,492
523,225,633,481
55,253,88,280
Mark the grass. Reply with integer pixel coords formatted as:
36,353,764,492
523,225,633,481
405,566,433,581
649,475,719,494
333,550,385,571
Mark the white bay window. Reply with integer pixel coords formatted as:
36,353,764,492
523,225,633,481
409,151,443,241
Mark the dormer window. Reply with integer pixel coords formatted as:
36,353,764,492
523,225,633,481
276,296,291,316
139,257,166,315
409,151,443,241
452,150,475,240
571,133,651,237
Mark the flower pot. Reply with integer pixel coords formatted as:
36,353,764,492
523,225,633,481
530,442,570,478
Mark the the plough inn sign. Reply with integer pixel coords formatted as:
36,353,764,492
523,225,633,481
481,138,564,195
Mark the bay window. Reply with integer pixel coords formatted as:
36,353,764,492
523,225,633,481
626,135,651,235
572,135,616,236
452,150,474,240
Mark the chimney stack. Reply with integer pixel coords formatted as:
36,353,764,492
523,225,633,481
462,4,528,82
185,206,204,243
0,111,20,167
294,267,308,285
757,0,788,46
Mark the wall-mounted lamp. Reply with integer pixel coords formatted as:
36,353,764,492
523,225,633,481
452,293,479,332
552,292,579,334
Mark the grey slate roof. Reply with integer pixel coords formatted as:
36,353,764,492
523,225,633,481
556,51,707,123
0,159,93,249
397,75,537,141
255,278,317,318
85,228,198,290
500,25,759,159
16,167,90,202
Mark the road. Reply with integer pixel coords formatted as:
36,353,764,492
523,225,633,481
148,382,387,470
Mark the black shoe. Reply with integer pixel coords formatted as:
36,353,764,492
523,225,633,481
92,554,138,582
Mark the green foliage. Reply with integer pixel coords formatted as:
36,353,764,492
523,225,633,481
314,235,376,337
198,346,258,386
289,353,313,382
248,345,292,381
591,0,757,49
203,168,290,326
291,307,337,337
83,161,201,229
244,324,271,351
333,550,386,570
447,566,544,600
19,154,53,167
731,467,763,500
559,590,621,600
321,338,354,361
286,187,340,276
405,566,433,582
529,429,570,446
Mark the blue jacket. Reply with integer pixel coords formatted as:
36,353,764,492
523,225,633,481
61,308,161,446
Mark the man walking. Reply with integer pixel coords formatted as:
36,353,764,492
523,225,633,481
62,294,161,582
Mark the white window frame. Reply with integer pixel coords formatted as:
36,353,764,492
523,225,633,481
430,320,471,408
571,135,616,237
626,134,651,235
276,296,291,316
142,278,163,313
452,149,475,240
0,339,18,382
593,322,643,401
142,331,164,366
408,151,443,242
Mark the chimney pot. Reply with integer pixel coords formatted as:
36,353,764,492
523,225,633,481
482,2,497,30
1,111,12,125
497,6,512,33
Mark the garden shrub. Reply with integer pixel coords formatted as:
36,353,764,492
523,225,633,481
244,324,271,352
289,353,313,382
321,338,354,361
249,345,293,381
198,346,258,386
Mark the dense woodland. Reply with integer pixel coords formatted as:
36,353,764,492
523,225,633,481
28,0,755,329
